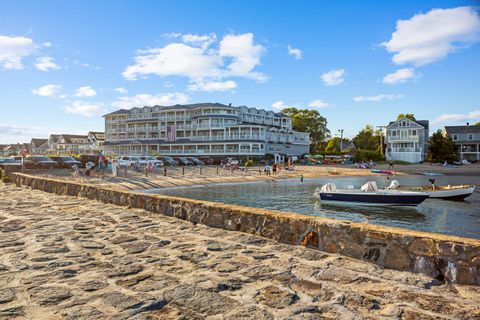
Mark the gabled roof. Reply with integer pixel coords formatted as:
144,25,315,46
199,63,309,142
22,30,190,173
88,131,105,140
387,117,429,129
31,138,48,148
60,134,88,144
445,125,480,134
49,134,62,143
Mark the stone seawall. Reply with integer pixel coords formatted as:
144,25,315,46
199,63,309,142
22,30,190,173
10,173,480,285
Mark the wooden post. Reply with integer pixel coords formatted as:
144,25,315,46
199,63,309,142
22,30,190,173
182,166,184,175
145,166,148,177
199,166,202,175
216,166,219,174
164,167,167,176
123,167,127,178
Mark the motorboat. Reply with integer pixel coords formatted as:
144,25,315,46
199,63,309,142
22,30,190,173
387,179,475,201
314,181,429,206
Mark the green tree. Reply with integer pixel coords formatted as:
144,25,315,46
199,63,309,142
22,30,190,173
476,121,480,126
397,114,416,121
282,107,330,153
352,125,383,152
428,130,459,163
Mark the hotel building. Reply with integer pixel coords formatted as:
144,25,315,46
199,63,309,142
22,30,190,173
103,103,310,158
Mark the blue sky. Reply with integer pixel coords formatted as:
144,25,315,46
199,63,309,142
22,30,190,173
1,0,479,143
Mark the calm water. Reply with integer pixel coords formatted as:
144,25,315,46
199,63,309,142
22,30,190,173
142,175,480,239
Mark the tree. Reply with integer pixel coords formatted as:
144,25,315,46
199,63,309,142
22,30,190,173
282,107,330,153
476,122,480,126
324,137,350,153
352,125,383,152
428,130,458,163
397,114,416,121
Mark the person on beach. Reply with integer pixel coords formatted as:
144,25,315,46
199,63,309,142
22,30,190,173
389,160,394,170
272,163,277,175
265,164,271,176
85,161,95,176
111,158,118,177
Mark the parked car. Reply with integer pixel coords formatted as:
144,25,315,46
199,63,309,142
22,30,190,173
187,157,204,165
0,157,22,170
157,156,178,166
174,157,194,165
117,156,139,167
23,156,58,169
140,156,163,167
198,156,215,165
10,156,23,162
75,154,99,168
50,156,82,168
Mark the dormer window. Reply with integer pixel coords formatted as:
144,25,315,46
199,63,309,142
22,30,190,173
468,134,473,140
453,134,458,141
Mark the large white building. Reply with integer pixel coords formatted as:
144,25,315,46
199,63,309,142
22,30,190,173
103,103,310,158
385,117,429,163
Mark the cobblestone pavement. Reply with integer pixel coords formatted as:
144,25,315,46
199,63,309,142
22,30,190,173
1,184,479,319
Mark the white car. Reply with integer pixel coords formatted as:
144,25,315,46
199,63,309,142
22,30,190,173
117,156,140,167
140,156,163,167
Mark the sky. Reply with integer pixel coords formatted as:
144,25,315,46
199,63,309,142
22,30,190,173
1,0,480,143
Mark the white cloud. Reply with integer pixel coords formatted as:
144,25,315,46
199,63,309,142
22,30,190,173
432,110,480,124
114,87,127,94
112,92,190,109
188,80,237,92
31,84,62,97
74,86,96,97
219,33,266,81
287,45,302,60
122,32,266,88
0,124,62,143
308,99,330,108
272,101,289,110
382,6,480,66
382,68,418,84
0,35,37,69
321,69,345,86
353,94,404,102
64,101,107,117
181,33,216,49
34,56,60,71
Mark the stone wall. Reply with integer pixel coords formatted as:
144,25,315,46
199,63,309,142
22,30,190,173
10,173,480,285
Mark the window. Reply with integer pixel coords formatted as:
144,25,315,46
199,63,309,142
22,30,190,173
412,130,416,136
453,134,458,141
468,134,473,140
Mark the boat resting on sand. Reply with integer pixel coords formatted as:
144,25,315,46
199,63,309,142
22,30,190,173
314,181,429,207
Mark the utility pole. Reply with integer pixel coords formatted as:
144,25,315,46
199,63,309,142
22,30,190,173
376,126,386,156
338,129,344,152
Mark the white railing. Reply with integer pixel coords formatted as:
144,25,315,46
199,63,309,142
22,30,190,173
387,136,419,141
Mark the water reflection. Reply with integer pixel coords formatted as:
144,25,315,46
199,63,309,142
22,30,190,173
143,175,480,239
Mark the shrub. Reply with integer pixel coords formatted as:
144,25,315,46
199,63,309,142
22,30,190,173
355,149,385,162
244,159,253,167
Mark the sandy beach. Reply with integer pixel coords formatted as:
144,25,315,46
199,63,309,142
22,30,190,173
25,165,386,191
1,183,479,319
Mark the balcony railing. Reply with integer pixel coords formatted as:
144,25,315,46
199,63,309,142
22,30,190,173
387,136,419,141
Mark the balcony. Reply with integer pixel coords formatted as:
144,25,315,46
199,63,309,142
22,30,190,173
387,136,419,142
389,148,421,153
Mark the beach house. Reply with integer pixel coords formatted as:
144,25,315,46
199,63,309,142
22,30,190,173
444,124,480,162
385,117,429,163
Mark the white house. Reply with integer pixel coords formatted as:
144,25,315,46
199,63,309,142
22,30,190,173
385,117,429,163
